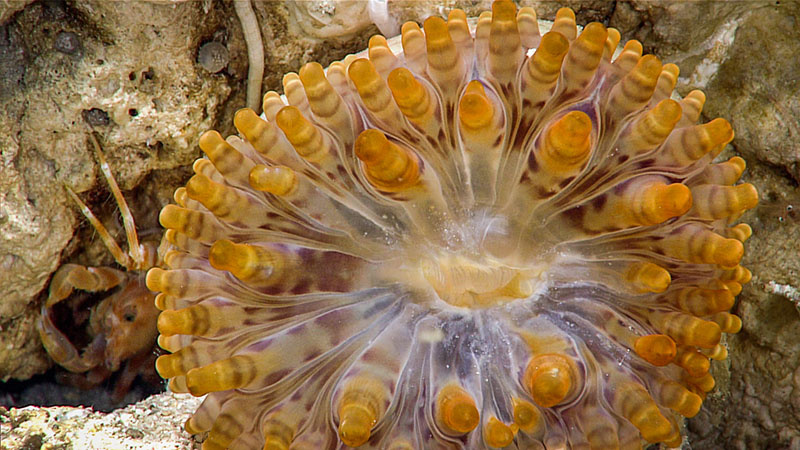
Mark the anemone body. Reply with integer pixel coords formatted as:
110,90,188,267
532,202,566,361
147,3,757,449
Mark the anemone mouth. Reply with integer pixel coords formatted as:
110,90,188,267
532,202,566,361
418,252,537,308
372,209,556,310
147,2,756,448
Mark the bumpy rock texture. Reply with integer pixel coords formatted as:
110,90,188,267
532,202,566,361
0,0,377,383
0,0,232,381
0,391,204,450
0,1,797,449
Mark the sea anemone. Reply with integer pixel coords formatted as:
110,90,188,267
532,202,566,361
146,2,757,448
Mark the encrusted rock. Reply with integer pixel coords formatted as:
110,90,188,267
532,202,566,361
0,391,204,450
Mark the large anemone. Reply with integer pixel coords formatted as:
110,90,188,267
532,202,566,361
146,2,757,449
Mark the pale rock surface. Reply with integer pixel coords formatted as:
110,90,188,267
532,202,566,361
1,391,204,450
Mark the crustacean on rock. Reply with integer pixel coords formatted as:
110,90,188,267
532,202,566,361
36,130,164,402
